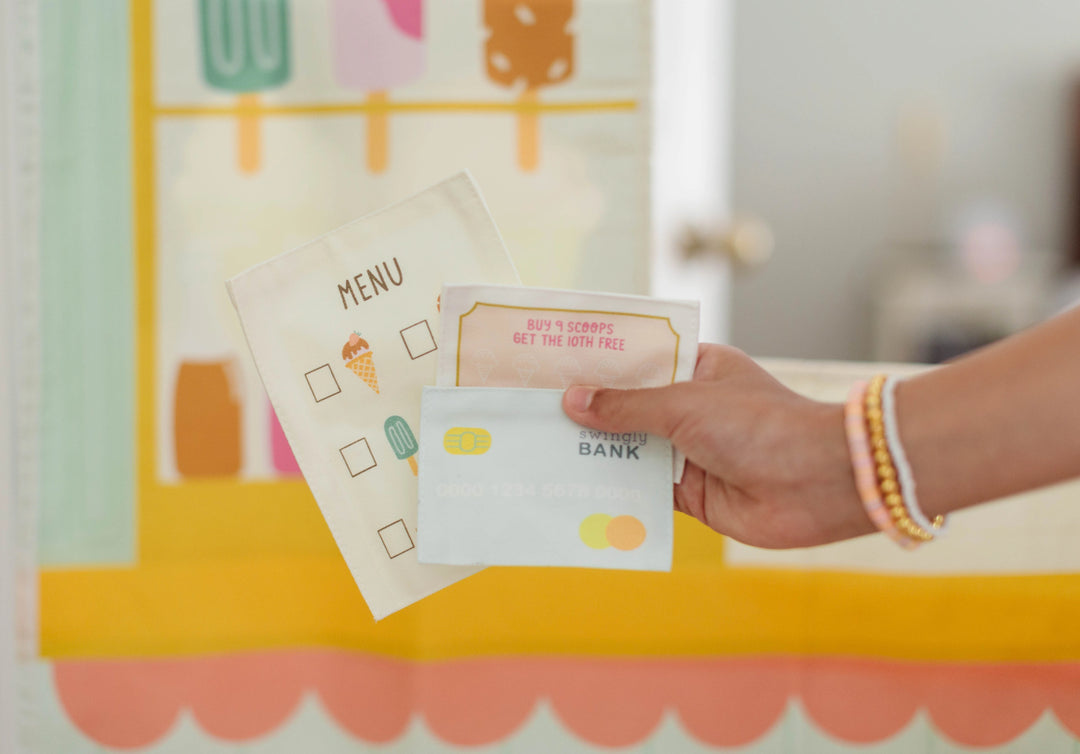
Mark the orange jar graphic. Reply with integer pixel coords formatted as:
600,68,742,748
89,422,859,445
172,247,243,478
174,360,242,477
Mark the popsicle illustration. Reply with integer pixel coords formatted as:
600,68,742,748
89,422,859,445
484,0,575,171
198,0,291,173
331,0,425,172
474,349,498,384
384,415,419,475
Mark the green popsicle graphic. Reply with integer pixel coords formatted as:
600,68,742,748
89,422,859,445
384,415,419,476
198,0,291,173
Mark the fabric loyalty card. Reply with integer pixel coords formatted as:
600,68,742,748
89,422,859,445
227,173,519,619
417,388,674,571
436,284,700,478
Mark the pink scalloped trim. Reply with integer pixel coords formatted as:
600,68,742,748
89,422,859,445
52,653,1080,749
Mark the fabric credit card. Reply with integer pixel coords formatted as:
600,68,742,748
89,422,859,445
227,172,520,620
436,283,700,479
417,387,674,571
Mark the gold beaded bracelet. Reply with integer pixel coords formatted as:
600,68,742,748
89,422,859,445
864,375,933,543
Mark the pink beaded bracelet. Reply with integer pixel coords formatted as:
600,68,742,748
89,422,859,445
844,381,920,550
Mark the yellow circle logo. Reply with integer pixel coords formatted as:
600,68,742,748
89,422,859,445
579,514,646,551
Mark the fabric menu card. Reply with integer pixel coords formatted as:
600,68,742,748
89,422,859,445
227,172,519,619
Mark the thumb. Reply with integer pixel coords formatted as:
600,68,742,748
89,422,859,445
562,383,696,439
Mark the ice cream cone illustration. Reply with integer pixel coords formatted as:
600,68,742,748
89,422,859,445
343,331,380,394
636,361,661,387
474,349,498,384
555,355,582,388
384,415,419,475
513,353,540,386
594,359,621,388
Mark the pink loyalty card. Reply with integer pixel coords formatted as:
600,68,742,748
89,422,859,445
436,285,700,478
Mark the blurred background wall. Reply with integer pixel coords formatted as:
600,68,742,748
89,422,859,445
731,0,1080,360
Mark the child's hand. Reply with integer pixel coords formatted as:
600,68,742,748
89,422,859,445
563,345,872,549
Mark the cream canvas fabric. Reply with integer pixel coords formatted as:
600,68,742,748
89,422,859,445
227,173,520,619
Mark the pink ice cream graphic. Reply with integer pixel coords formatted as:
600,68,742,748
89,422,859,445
269,403,301,476
331,0,425,172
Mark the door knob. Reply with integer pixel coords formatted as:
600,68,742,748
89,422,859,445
679,216,774,269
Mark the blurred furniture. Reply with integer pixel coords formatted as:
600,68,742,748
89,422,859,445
872,249,1058,363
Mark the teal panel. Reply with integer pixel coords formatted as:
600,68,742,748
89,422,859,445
38,1,135,566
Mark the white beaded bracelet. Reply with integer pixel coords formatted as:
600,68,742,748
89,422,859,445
882,375,946,537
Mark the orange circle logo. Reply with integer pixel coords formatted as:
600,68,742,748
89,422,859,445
579,514,646,551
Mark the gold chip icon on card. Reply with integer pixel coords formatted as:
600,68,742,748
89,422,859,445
443,427,492,455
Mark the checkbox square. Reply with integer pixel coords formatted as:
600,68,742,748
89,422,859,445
339,437,377,477
305,364,341,403
378,519,415,559
400,320,437,360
